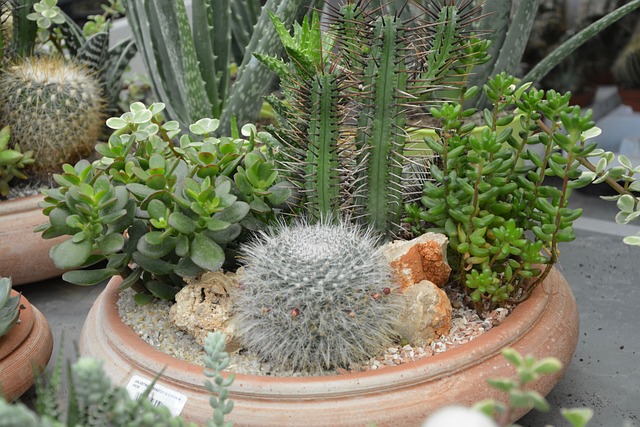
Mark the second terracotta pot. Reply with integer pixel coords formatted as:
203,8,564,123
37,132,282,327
80,267,578,426
0,194,65,285
0,291,54,401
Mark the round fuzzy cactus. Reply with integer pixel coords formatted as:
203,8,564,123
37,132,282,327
234,219,402,372
0,56,105,177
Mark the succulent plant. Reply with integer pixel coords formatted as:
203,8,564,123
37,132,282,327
0,277,20,337
405,73,600,311
257,1,487,236
37,102,289,302
0,332,234,427
0,56,105,178
125,0,317,134
234,218,402,372
0,125,34,197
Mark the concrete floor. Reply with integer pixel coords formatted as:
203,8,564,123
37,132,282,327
13,189,640,427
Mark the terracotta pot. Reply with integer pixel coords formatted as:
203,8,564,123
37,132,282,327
80,268,578,426
0,291,53,401
617,87,640,112
0,194,65,285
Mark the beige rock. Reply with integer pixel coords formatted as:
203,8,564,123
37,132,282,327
169,270,241,352
395,280,452,346
382,232,451,289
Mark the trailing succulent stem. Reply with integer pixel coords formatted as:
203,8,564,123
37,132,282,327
411,73,597,312
234,218,402,372
258,1,483,236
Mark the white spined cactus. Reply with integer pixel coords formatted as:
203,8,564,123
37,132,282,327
234,218,402,373
0,56,105,178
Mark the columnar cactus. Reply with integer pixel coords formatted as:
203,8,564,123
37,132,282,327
234,219,402,372
0,55,105,178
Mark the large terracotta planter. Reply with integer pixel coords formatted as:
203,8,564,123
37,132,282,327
0,194,65,285
80,267,578,426
0,291,54,401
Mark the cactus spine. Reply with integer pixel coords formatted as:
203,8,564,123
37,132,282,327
234,219,402,372
0,55,105,178
258,2,480,237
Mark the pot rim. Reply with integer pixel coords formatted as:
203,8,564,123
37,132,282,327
0,291,35,360
0,194,45,217
98,267,570,398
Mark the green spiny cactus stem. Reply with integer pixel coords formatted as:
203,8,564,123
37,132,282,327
0,55,105,178
613,30,640,88
258,1,481,237
0,277,21,337
234,218,402,372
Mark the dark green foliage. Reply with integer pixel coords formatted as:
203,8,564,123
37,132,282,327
37,102,289,301
125,0,316,133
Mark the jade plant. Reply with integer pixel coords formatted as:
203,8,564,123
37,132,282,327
37,102,289,303
0,331,234,427
0,276,20,337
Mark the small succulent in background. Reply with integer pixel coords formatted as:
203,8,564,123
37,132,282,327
234,218,402,372
0,56,105,179
0,126,34,197
612,25,640,88
0,276,20,337
473,348,593,427
0,332,233,426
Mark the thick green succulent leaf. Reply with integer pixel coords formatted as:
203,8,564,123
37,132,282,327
50,238,93,269
145,280,179,300
132,252,175,275
62,268,119,286
190,233,225,271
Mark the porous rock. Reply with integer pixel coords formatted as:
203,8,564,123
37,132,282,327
169,270,241,352
382,232,451,289
395,280,452,346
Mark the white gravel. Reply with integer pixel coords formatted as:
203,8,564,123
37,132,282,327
117,286,512,377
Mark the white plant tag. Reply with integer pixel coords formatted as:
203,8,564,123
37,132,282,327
125,375,188,417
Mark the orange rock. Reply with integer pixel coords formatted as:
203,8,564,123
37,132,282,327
394,280,452,346
382,233,451,289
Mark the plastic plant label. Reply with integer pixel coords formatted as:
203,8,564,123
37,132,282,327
125,375,188,416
